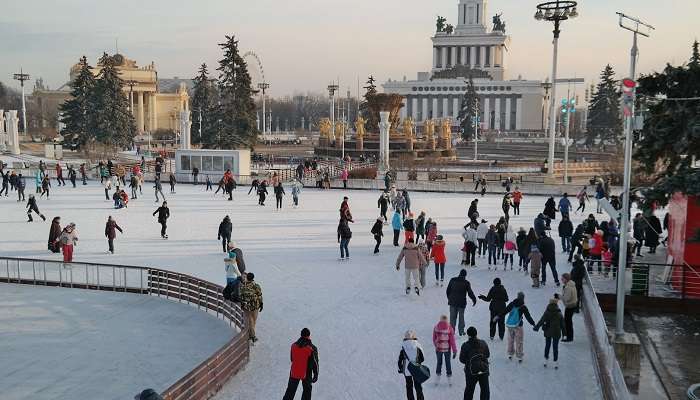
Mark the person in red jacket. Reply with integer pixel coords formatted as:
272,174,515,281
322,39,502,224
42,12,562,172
430,235,448,286
588,230,604,273
283,328,319,400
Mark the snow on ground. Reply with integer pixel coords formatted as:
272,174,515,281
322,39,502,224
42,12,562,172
0,283,232,400
0,182,601,400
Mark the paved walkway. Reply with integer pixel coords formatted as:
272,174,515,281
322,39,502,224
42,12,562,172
0,284,233,400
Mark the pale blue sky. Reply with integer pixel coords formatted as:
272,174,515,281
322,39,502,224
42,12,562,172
1,0,697,98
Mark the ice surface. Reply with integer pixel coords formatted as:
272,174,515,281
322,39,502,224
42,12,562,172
0,182,602,400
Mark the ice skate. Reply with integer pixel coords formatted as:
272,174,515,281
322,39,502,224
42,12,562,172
554,361,558,369
447,375,452,386
405,287,410,295
544,361,548,368
415,287,420,296
440,279,444,287
508,355,512,360
518,358,523,364
434,374,441,386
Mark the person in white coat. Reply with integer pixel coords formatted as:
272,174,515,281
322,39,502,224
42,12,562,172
476,219,489,258
397,330,426,400
461,225,478,267
503,225,518,270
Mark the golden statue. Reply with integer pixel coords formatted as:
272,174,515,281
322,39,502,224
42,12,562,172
334,120,345,142
319,118,332,138
424,119,435,139
354,116,366,139
441,118,452,139
402,117,414,139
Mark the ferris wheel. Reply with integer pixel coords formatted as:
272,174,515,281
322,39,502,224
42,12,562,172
242,51,266,91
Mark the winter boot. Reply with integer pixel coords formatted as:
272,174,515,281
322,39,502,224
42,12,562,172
27,213,33,222
415,287,420,296
405,287,410,295
447,375,452,386
40,214,46,221
554,361,558,369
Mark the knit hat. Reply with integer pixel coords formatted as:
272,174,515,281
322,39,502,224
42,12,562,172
301,328,311,338
459,269,467,277
493,278,501,285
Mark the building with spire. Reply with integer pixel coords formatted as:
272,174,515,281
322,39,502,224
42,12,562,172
383,0,545,133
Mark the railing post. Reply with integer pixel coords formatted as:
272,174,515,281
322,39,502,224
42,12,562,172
124,268,127,292
97,266,100,291
17,261,21,283
112,266,116,291
59,263,62,286
32,261,36,285
6,259,9,283
682,264,687,300
70,267,73,288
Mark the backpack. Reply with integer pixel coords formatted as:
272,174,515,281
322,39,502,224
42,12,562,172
468,346,489,376
505,306,522,328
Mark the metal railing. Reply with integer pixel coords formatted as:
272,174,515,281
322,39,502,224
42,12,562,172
0,256,249,400
581,272,632,400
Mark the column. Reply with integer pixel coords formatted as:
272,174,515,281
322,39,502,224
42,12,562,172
480,46,487,69
440,97,447,118
400,97,407,119
137,91,144,134
421,98,428,122
461,47,467,66
129,92,134,117
450,47,457,68
180,110,191,150
470,46,477,68
505,97,512,131
494,97,501,131
516,98,523,130
5,110,20,155
432,98,439,119
379,111,391,171
483,97,490,129
453,97,460,118
0,109,5,152
433,47,439,68
441,48,447,70
411,97,418,120
150,93,158,131
490,46,496,67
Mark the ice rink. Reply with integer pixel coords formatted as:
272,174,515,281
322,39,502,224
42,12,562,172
0,181,602,400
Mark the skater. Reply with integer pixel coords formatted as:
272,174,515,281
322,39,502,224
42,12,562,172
461,224,477,267
575,186,589,213
402,189,412,214
501,193,512,221
503,225,517,270
340,168,348,189
225,175,237,201
468,199,479,222
561,273,578,342
495,218,506,260
478,278,509,340
154,177,166,202
104,177,112,200
239,272,263,342
558,215,574,253
274,182,286,209
295,162,305,182
337,218,352,260
539,234,560,286
40,175,51,199
459,327,490,400
227,242,247,274
68,165,77,188
485,225,498,268
476,220,488,257
398,330,426,400
632,213,646,257
432,315,457,387
446,269,477,336
129,174,139,200
55,162,65,186
512,187,523,215
395,238,426,295
558,193,572,219
395,191,407,219
104,216,123,254
223,255,242,302
480,179,487,197
544,197,557,226
516,228,529,272
153,201,170,239
291,180,301,207
218,215,233,253
499,292,536,362
0,170,9,196
371,218,383,254
192,166,199,185
247,178,259,195
80,163,87,185
59,223,78,263
38,160,46,178
534,297,565,368
169,172,176,193
415,211,426,241
392,209,403,246
430,235,447,285
568,223,585,262
257,181,268,205
282,328,319,400
205,175,213,191
403,212,416,242
425,219,437,251
570,254,586,311
645,214,662,254
26,195,46,222
48,216,62,253
16,174,26,202
378,191,390,222
529,246,543,288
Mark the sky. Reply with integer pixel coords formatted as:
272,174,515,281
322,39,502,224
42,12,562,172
1,0,697,99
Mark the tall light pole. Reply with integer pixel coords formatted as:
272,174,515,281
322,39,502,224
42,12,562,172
472,102,480,161
327,83,339,156
13,69,30,135
541,78,552,134
614,12,654,338
535,1,578,175
258,82,270,140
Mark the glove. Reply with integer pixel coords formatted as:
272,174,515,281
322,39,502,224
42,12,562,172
218,236,221,240
472,302,477,307
396,266,400,271
452,352,457,359
533,327,539,332
312,375,318,383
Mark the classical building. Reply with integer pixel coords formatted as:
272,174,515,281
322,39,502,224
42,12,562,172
383,0,545,133
30,54,190,136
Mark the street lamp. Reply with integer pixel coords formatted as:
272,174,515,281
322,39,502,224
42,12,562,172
13,69,30,135
614,12,654,339
327,83,339,157
541,77,552,134
125,80,138,114
535,1,578,176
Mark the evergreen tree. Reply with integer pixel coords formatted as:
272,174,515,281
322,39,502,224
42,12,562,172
90,53,136,148
585,64,622,145
215,35,258,149
190,63,218,147
457,76,479,140
360,75,379,132
59,56,97,144
635,41,700,207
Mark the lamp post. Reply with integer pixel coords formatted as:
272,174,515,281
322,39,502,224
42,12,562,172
541,77,552,134
258,82,270,141
13,69,30,135
327,83,339,156
472,102,480,161
614,12,654,338
126,79,138,115
535,1,578,176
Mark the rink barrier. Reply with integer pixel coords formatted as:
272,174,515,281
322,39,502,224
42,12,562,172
0,256,249,400
582,272,632,400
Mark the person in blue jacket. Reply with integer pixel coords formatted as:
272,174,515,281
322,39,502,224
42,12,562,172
558,193,572,219
392,210,403,247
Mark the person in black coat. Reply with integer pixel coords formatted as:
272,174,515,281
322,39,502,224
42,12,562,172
446,269,477,336
26,195,46,222
152,201,170,238
538,236,560,286
468,199,479,222
257,181,268,205
568,224,585,262
543,197,557,225
371,218,383,254
274,182,286,209
478,278,509,340
558,215,574,253
570,254,586,311
218,215,233,253
378,192,389,222
645,214,662,254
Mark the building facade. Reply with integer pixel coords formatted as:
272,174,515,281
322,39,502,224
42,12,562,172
383,0,545,132
30,54,190,137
